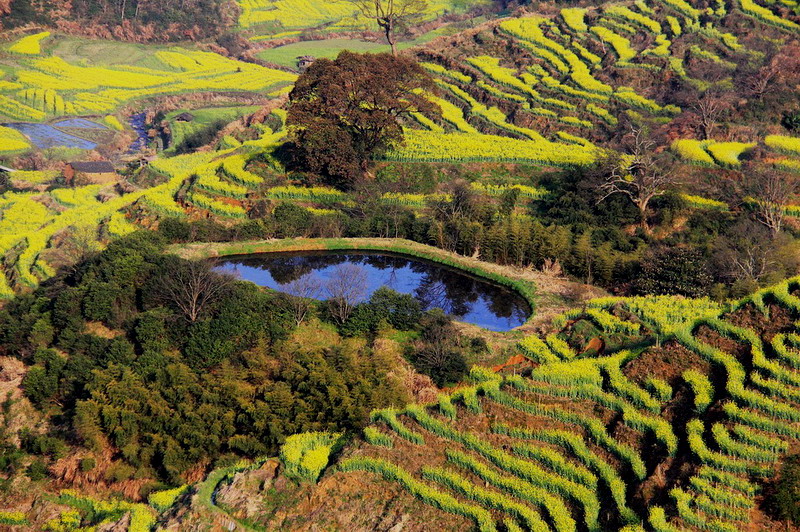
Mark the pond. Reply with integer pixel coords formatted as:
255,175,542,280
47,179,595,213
3,122,99,150
213,251,531,331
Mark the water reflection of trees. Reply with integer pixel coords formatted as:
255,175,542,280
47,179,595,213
218,252,529,326
227,253,351,284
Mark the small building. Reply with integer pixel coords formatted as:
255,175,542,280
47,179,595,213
175,112,194,123
64,161,117,186
297,55,316,71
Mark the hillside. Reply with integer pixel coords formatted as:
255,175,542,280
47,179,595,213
2,0,800,529
190,279,800,531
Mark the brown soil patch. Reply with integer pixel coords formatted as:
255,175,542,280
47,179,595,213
623,341,710,387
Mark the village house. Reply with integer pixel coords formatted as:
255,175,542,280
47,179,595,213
63,161,118,186
296,55,316,71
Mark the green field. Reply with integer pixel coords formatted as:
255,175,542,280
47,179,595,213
257,38,392,67
165,105,261,152
257,24,465,66
237,0,490,39
46,36,179,70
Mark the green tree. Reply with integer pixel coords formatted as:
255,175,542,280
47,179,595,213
409,310,468,386
767,454,800,525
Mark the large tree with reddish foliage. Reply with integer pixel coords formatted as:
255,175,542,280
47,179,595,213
287,51,435,189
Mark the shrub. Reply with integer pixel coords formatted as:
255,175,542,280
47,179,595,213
363,427,393,447
280,431,344,482
79,457,96,472
148,485,189,512
635,247,712,298
27,459,49,480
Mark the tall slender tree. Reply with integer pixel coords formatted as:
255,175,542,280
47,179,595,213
343,0,428,55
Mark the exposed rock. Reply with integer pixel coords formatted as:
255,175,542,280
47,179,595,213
215,460,280,521
96,511,131,531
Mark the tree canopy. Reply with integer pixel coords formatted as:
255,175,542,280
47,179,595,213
287,51,436,189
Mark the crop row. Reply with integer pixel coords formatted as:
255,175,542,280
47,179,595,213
739,0,800,31
444,449,576,532
604,5,662,33
503,18,614,96
339,457,497,532
686,419,773,476
403,403,602,530
482,382,648,479
363,426,393,447
602,361,662,413
683,369,714,413
689,477,753,509
8,31,50,55
386,130,598,167
510,371,678,455
371,408,425,444
422,467,550,531
511,441,597,488
494,424,639,524
670,487,738,532
0,126,31,152
696,466,760,496
677,324,800,425
186,191,246,218
710,423,780,462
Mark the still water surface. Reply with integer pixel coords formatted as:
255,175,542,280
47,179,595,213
214,251,531,331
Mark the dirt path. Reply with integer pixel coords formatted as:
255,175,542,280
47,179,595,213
170,238,606,332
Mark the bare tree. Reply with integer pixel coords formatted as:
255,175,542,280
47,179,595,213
742,163,799,236
158,260,233,323
343,0,428,55
598,127,679,232
748,43,800,99
713,221,774,282
284,272,322,326
325,263,369,324
749,62,780,100
692,91,730,140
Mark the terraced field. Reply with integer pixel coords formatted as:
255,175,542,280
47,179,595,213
324,279,800,530
0,33,295,122
0,112,288,297
384,0,799,171
237,0,491,40
3,0,800,298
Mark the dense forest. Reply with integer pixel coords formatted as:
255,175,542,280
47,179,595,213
0,0,236,41
0,230,490,488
